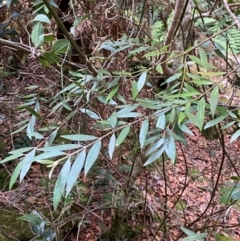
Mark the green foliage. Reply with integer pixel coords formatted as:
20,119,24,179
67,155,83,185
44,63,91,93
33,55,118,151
18,210,56,241
1,0,240,239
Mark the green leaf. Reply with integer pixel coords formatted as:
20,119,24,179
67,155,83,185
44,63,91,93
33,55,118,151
52,39,71,54
181,233,208,241
214,234,234,241
45,129,58,147
61,134,97,141
108,134,116,159
109,112,118,128
189,55,203,67
144,145,165,166
139,119,149,148
164,135,176,164
181,227,207,240
230,129,240,143
131,80,138,99
20,106,42,119
180,227,197,236
40,144,81,151
162,73,182,85
156,64,163,74
116,126,130,146
53,158,71,210
169,108,176,123
18,214,42,225
137,71,147,92
31,22,44,47
199,47,211,70
156,114,166,129
32,14,51,24
210,86,219,117
80,108,100,120
20,149,36,182
66,150,86,196
0,153,24,163
196,98,205,131
106,85,119,102
27,114,36,140
180,124,194,135
146,137,165,156
128,46,149,56
9,147,34,155
204,115,227,129
185,103,198,127
222,121,236,130
10,161,24,190
116,112,143,118
116,105,138,113
32,151,66,162
167,92,200,98
84,141,102,175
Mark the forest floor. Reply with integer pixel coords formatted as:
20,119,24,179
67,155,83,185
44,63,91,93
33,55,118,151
1,77,240,241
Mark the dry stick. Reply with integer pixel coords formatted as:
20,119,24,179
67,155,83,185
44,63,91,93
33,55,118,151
174,129,228,240
151,142,190,241
159,0,190,76
42,0,98,77
223,0,240,30
0,38,32,55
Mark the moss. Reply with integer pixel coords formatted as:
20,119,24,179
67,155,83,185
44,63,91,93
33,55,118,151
101,216,137,241
0,208,33,241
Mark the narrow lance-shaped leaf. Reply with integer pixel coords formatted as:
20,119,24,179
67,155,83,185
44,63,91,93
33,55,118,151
18,213,42,225
131,80,138,99
66,150,86,197
164,135,176,164
80,108,100,120
196,97,205,131
116,112,143,118
116,126,130,146
162,73,182,85
137,71,147,92
116,105,138,114
185,103,198,128
108,134,116,159
20,149,36,182
169,108,176,123
230,129,240,143
181,233,207,241
106,85,119,102
144,145,165,166
10,161,25,190
146,137,165,156
84,141,102,175
139,119,149,148
180,226,207,241
53,158,71,210
204,115,227,129
199,47,209,70
40,144,81,152
27,114,36,140
210,86,219,117
156,114,166,129
61,134,97,141
109,112,118,128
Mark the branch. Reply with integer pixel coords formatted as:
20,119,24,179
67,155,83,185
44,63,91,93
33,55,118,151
42,0,98,76
159,0,189,75
223,0,240,30
0,38,32,55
